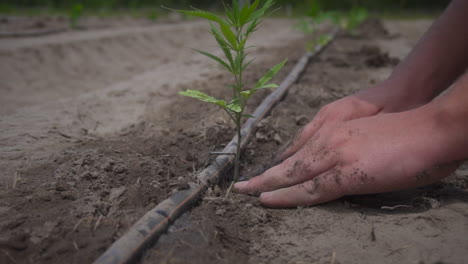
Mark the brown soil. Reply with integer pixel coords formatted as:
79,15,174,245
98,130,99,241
0,16,467,264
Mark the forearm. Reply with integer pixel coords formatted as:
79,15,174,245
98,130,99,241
422,71,468,164
383,0,468,109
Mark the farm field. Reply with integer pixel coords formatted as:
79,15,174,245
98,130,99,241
0,12,467,264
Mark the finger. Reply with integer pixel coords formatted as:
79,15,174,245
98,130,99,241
276,113,326,162
260,168,344,208
234,143,337,194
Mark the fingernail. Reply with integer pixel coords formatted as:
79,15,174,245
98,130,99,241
233,181,249,191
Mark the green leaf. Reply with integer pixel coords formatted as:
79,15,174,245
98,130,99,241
240,90,253,100
242,58,255,71
249,0,261,14
247,0,275,23
220,23,238,50
210,24,234,70
173,9,226,25
308,0,322,18
179,90,228,109
193,49,231,72
240,82,278,101
245,18,260,38
256,83,279,89
316,34,332,47
255,59,287,89
226,102,242,113
242,114,255,118
239,0,259,25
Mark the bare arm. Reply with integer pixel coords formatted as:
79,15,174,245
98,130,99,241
377,0,468,111
278,0,468,162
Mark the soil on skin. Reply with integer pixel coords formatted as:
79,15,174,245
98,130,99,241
0,16,466,264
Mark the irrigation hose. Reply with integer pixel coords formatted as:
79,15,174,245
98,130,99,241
93,28,339,264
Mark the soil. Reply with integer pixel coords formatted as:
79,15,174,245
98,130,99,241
0,15,467,264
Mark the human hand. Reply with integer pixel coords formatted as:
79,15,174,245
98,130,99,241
278,80,426,162
234,108,458,208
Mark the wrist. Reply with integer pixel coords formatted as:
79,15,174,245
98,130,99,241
418,87,468,164
355,79,424,113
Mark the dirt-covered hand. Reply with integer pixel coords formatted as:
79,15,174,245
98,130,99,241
234,108,458,208
278,80,428,162
278,92,383,161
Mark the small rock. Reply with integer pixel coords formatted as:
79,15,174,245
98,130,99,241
55,182,68,192
295,115,309,126
215,209,226,216
206,188,214,196
109,187,127,202
273,134,283,145
256,131,268,142
80,171,97,180
101,160,115,172
112,164,128,174
177,183,190,191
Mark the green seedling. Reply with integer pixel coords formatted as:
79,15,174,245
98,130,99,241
174,0,287,194
306,33,332,52
69,3,84,29
148,9,159,21
295,17,315,35
342,7,368,33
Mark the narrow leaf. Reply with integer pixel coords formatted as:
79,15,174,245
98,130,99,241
249,0,261,14
174,9,226,25
245,18,260,38
247,0,274,23
239,2,253,25
226,102,242,113
193,49,231,71
220,23,238,50
210,23,234,65
255,59,287,89
256,83,279,89
179,90,228,109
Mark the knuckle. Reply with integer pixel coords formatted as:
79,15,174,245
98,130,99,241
301,179,318,195
326,130,348,149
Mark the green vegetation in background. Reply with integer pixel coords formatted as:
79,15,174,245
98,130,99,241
69,3,83,28
0,0,451,12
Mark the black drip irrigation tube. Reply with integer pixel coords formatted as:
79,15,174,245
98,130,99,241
93,28,339,264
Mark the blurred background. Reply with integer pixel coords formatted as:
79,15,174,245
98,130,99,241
0,0,451,16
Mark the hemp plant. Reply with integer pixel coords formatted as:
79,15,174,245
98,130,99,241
175,0,287,189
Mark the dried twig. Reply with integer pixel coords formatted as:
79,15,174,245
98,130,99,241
330,251,336,264
73,241,79,251
12,171,22,189
72,218,84,232
94,215,103,231
380,205,412,210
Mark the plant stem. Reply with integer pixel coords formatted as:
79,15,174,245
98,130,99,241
234,115,242,182
225,114,241,198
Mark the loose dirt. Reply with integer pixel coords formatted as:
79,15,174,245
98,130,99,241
0,16,466,264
